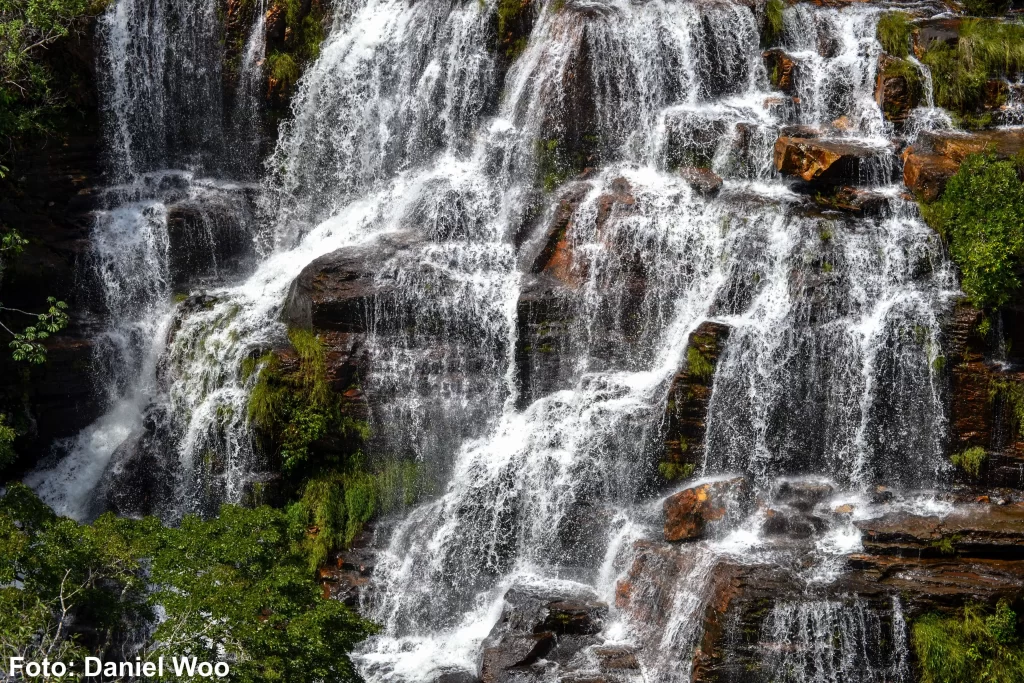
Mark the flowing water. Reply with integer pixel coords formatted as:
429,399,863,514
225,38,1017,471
28,0,965,679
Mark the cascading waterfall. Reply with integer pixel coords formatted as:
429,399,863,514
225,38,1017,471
27,0,968,678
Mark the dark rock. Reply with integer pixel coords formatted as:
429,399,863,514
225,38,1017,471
100,405,175,517
774,480,834,511
480,586,608,683
679,166,724,198
166,193,257,292
664,477,752,542
433,672,481,683
662,322,732,480
855,504,1024,559
812,186,887,216
874,55,922,124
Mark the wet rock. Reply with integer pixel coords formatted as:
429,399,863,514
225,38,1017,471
763,48,797,94
319,525,377,607
679,166,724,198
433,672,481,683
903,129,1024,201
664,476,752,542
282,232,419,333
761,507,828,538
913,18,961,57
480,586,608,683
874,55,922,124
812,186,887,216
774,136,891,185
166,194,257,292
855,504,1024,559
99,405,175,517
662,322,732,481
522,183,591,285
774,480,834,512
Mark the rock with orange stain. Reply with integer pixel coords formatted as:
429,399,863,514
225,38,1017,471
663,476,752,542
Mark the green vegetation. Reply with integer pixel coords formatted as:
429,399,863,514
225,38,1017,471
877,11,913,58
687,345,715,382
921,19,1024,118
0,483,376,682
248,328,369,474
912,601,1024,683
0,0,106,156
990,377,1024,432
951,445,987,477
288,461,420,572
920,154,1024,309
658,461,696,481
496,0,531,59
266,52,301,90
1,229,70,363
762,0,785,47
0,414,14,469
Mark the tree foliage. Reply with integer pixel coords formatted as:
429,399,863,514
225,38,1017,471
913,601,1024,683
0,485,376,682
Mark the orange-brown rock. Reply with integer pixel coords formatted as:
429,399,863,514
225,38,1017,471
901,129,1024,200
902,149,959,201
764,48,797,94
663,477,751,542
679,166,724,198
773,136,885,184
874,55,922,123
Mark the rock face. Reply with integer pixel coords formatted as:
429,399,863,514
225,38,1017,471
903,129,1024,201
479,586,617,683
763,48,797,94
679,166,724,198
662,322,732,481
874,55,922,124
664,477,752,542
774,135,891,185
166,193,258,291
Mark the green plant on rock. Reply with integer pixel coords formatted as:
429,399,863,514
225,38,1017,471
990,377,1024,434
762,0,785,47
920,154,1024,309
496,0,531,59
658,461,696,481
287,461,421,572
912,601,1024,683
247,328,368,473
951,445,987,477
921,19,1024,118
880,56,924,114
687,345,715,382
877,11,913,58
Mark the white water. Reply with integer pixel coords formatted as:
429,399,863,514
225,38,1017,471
31,0,965,679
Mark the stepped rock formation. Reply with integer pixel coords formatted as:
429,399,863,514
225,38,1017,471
4,0,1024,681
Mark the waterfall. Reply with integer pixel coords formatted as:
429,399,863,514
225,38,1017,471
26,0,964,677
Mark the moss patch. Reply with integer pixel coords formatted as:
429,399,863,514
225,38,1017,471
762,0,785,48
687,346,715,382
951,445,987,477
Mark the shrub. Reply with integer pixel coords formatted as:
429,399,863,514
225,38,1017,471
912,601,1024,683
920,154,1024,309
878,11,913,58
962,0,1010,16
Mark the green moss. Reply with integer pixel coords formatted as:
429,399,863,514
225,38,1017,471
877,12,913,58
288,461,422,572
267,52,301,90
659,461,696,481
990,377,1024,433
912,601,1024,683
687,346,715,382
951,445,987,477
762,0,785,47
496,0,532,60
930,534,960,555
920,154,1024,309
921,19,1024,117
247,329,368,473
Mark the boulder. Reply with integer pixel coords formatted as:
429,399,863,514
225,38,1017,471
663,476,752,542
855,504,1024,559
480,586,608,683
679,166,724,198
774,136,890,185
166,192,257,292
